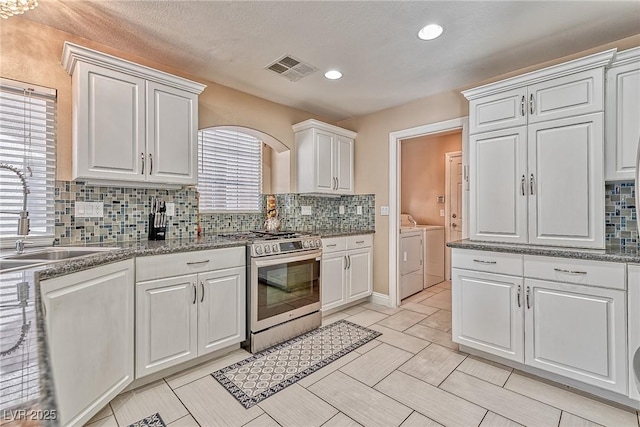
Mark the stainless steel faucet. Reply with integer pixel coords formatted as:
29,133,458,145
0,163,30,251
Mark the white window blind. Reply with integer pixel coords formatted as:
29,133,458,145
198,128,262,212
0,79,56,238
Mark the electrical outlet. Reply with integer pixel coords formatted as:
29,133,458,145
381,206,390,216
75,202,103,218
166,202,176,216
440,209,445,217
339,205,345,215
356,206,363,215
301,206,312,215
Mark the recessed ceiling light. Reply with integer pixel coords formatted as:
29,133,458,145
324,70,342,80
418,24,443,41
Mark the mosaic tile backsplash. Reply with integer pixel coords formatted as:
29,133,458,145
605,181,637,249
54,181,375,245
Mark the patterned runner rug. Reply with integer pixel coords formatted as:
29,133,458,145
212,320,381,408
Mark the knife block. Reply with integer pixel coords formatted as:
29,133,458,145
148,213,166,240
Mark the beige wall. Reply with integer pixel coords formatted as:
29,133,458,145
401,132,461,226
0,18,334,183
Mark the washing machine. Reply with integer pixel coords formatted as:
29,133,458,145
399,228,424,299
629,265,640,408
400,214,445,289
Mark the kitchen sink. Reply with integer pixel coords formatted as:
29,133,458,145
0,259,44,273
6,247,117,261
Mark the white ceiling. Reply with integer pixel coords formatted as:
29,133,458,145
21,0,640,121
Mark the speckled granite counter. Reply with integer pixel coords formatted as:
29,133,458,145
447,239,640,263
0,235,245,425
315,229,375,238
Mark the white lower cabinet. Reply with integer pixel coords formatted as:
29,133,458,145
41,259,135,427
321,235,373,311
135,248,246,378
452,248,628,396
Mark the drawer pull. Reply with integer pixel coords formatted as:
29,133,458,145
187,260,210,266
356,240,365,244
326,244,337,247
200,281,205,302
473,259,497,265
553,268,587,275
517,285,521,308
192,283,196,305
526,286,531,309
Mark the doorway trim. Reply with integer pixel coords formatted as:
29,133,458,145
388,117,468,307
445,151,463,281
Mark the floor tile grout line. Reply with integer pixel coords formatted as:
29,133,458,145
108,402,119,427
319,411,361,427
476,410,490,427
162,378,201,427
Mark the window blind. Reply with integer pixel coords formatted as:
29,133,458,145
198,128,262,212
0,80,56,238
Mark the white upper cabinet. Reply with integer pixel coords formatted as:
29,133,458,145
464,49,615,249
62,42,205,187
605,47,640,181
293,119,356,195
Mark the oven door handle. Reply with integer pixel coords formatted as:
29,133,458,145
253,250,323,267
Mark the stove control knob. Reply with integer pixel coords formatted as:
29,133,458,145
308,240,314,248
255,246,263,255
264,245,271,253
303,240,310,248
316,239,322,247
272,244,279,252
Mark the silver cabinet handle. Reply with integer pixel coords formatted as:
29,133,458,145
141,153,145,175
553,268,587,275
336,177,339,190
529,94,535,115
326,244,337,248
334,177,338,190
149,153,153,175
347,255,351,269
344,255,348,269
526,286,531,309
473,259,497,264
517,285,521,308
529,174,535,196
521,175,526,196
192,283,196,305
200,281,205,302
521,95,526,116
187,260,210,266
356,240,365,244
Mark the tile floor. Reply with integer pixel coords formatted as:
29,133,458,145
86,281,640,427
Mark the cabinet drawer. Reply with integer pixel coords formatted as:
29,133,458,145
346,234,373,250
452,249,523,276
136,247,245,282
322,237,347,253
523,255,625,290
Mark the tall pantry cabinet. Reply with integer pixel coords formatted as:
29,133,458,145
463,49,615,249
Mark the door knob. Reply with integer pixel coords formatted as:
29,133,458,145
452,214,457,218
451,223,457,228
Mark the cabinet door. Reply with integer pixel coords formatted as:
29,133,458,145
528,68,604,124
628,265,640,403
605,57,640,181
524,279,627,394
452,269,524,363
41,260,134,427
315,130,335,192
470,127,528,243
136,274,198,378
468,88,527,134
146,82,198,185
197,267,246,356
321,251,346,311
335,136,354,194
346,248,373,302
74,62,145,181
528,113,604,248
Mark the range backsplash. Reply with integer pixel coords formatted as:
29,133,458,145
54,181,375,245
605,181,637,249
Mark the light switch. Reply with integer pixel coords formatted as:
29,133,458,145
301,206,312,215
339,205,345,215
356,206,363,215
440,209,445,217
166,202,175,216
381,206,390,216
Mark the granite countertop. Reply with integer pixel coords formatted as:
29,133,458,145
0,229,374,423
447,239,640,263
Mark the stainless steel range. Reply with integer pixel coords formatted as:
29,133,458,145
223,231,322,353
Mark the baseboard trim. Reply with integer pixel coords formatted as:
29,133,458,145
369,292,391,307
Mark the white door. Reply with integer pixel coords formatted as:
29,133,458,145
198,267,246,355
321,252,346,311
136,274,198,378
346,248,373,302
468,87,527,134
605,56,640,181
42,260,134,427
74,62,145,181
146,82,198,185
470,126,528,243
335,136,354,194
528,113,604,248
446,152,463,280
524,279,627,394
452,269,524,363
315,131,334,192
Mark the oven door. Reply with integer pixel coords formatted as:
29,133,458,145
251,249,322,333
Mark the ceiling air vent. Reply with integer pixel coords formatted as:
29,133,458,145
265,55,318,82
